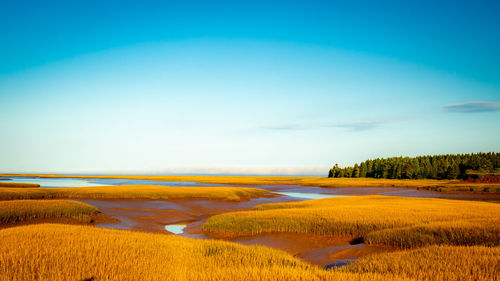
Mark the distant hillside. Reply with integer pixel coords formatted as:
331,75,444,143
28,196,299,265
328,153,500,180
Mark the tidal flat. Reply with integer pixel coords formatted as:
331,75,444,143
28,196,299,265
0,174,498,280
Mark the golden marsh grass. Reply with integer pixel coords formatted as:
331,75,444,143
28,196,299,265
0,200,98,224
0,182,40,188
0,224,412,281
337,245,500,281
364,219,500,248
0,185,273,201
203,196,500,247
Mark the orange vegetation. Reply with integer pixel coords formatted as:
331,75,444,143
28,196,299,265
2,224,497,281
0,182,39,188
0,200,98,224
203,196,500,248
0,185,273,201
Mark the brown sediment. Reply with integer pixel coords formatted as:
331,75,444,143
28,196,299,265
296,242,394,267
91,212,120,225
217,231,395,267
75,196,291,233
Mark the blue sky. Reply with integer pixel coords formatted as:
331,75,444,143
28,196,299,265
1,0,499,175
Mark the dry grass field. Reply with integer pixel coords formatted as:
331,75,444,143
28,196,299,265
364,219,499,248
0,185,273,201
0,182,40,188
337,245,500,281
2,174,499,192
203,196,500,247
0,224,403,281
1,224,497,281
0,200,98,224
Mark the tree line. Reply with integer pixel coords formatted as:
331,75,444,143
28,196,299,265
328,152,500,180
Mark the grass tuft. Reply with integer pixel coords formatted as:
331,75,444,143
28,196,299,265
203,196,500,247
364,220,500,248
0,182,40,188
0,224,411,281
0,200,98,224
336,245,500,281
0,185,273,201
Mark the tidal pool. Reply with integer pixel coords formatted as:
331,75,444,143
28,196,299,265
278,192,345,200
165,224,187,234
5,177,109,188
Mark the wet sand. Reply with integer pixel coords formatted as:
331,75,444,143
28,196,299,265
229,232,394,267
77,195,296,233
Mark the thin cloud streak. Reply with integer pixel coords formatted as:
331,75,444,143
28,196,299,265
443,101,500,113
326,116,410,131
328,121,382,131
259,124,310,131
260,116,409,132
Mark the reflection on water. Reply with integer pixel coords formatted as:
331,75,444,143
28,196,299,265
279,192,345,200
165,224,186,234
6,177,109,188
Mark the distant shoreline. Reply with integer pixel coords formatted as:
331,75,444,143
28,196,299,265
2,173,499,194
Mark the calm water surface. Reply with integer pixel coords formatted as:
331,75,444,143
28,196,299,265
165,224,187,234
278,192,345,200
5,177,344,200
6,177,108,188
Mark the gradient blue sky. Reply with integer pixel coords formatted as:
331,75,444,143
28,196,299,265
1,0,499,175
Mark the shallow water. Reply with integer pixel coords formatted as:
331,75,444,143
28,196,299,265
6,177,109,188
278,192,345,200
165,224,186,234
6,177,352,201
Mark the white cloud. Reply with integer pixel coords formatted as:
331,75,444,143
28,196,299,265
443,101,500,113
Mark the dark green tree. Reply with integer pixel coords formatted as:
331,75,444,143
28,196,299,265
353,164,360,178
327,153,499,180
